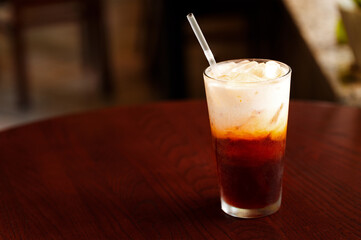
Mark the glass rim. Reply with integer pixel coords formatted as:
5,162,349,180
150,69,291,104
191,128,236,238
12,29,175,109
203,58,292,84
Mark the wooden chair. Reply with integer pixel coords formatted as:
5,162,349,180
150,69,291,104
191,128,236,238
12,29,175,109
0,0,113,109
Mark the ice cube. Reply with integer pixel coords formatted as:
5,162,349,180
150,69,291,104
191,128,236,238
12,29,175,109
225,71,240,80
232,72,263,83
230,61,254,73
218,62,237,74
249,62,266,78
242,61,259,72
270,103,284,124
209,62,237,78
264,61,281,79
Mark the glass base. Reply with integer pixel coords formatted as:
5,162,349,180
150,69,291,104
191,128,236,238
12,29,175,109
221,196,281,218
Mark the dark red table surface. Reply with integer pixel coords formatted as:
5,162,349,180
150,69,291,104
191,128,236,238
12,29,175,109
0,100,360,239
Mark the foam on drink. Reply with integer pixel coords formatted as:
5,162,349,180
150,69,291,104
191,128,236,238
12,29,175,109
204,59,290,141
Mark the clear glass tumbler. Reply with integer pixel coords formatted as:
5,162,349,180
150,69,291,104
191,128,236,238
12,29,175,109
203,59,291,218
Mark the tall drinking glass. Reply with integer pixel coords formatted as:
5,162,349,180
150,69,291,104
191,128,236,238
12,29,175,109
203,59,291,218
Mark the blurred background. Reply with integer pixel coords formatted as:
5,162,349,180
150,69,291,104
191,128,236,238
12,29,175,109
0,0,360,129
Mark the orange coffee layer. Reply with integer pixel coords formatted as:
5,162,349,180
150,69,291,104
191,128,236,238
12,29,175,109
210,124,287,141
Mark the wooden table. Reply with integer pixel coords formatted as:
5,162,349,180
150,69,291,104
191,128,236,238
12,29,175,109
0,100,360,239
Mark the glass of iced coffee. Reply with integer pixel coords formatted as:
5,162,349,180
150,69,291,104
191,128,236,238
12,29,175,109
204,59,291,218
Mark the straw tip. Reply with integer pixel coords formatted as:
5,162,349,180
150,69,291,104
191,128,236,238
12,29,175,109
187,13,194,18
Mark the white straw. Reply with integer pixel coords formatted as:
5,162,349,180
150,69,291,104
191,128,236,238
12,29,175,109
187,13,218,71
